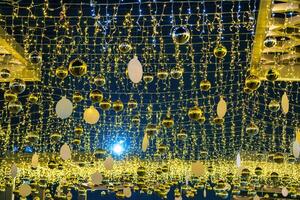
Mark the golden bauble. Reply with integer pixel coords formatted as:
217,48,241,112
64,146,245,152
200,80,211,91
143,73,154,83
170,66,184,79
177,129,187,140
245,74,261,91
8,100,22,114
50,133,62,143
95,148,107,159
137,166,146,176
264,37,277,48
100,99,111,110
128,99,138,109
28,93,39,104
118,41,132,53
9,78,26,94
74,126,83,135
157,70,168,80
243,87,253,94
0,69,10,79
55,66,68,79
93,74,106,86
268,100,280,112
213,116,224,125
113,100,124,112
48,160,58,169
214,44,227,58
266,68,279,81
162,115,174,128
172,26,190,45
4,90,17,102
72,138,81,145
26,131,39,143
73,91,83,103
144,124,158,137
188,106,203,120
29,51,42,64
198,115,206,124
89,90,103,103
246,122,259,135
68,58,87,77
132,115,140,125
157,144,168,153
273,152,284,163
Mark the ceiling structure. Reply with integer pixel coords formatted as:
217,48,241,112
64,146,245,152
0,0,299,199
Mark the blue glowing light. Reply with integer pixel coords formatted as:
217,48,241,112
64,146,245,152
113,143,124,155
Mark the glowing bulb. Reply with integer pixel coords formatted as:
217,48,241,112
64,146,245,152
113,144,123,155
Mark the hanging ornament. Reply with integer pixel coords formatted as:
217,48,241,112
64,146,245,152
128,98,138,109
236,152,241,168
170,66,184,79
68,58,87,77
292,141,300,158
113,100,124,112
0,69,10,79
123,187,132,198
91,171,103,185
213,116,224,125
74,126,83,135
72,91,83,103
264,37,277,48
266,68,279,81
26,131,39,143
50,132,62,143
132,115,140,126
19,184,32,198
11,164,18,178
282,187,289,197
60,143,72,161
127,56,143,84
162,114,174,128
118,41,132,53
9,78,26,94
200,80,211,91
143,73,154,83
83,106,100,124
4,90,17,102
72,138,81,145
55,66,68,79
29,51,42,64
281,92,289,114
103,156,114,170
95,148,107,159
28,93,39,104
217,97,227,118
172,26,190,45
177,129,187,140
191,161,206,177
245,74,261,91
55,96,73,119
31,153,39,169
296,129,300,144
100,99,111,110
246,122,259,135
8,100,22,114
93,74,106,87
214,44,227,58
89,90,103,103
188,106,203,121
157,69,169,80
142,134,149,152
243,87,253,94
268,100,280,112
198,115,206,124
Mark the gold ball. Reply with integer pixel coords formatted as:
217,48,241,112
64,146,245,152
28,93,39,104
9,78,26,94
72,91,83,103
128,99,138,109
55,66,68,79
0,69,10,79
157,70,168,80
200,80,211,91
137,166,146,176
162,115,174,128
93,74,106,86
74,126,83,135
264,37,277,48
100,99,111,110
198,115,206,124
118,41,132,53
8,100,22,114
95,148,107,159
72,138,81,145
246,122,259,135
144,124,158,137
113,100,124,112
89,90,103,103
245,74,261,91
143,73,154,83
188,106,203,120
4,90,17,102
26,131,39,143
273,152,284,163
213,116,224,125
157,144,168,154
170,66,184,79
50,133,62,143
132,115,140,126
266,68,279,81
172,26,190,45
214,44,227,58
243,87,253,94
177,129,187,140
268,100,280,112
68,58,87,77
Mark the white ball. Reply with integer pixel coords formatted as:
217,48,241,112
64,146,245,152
55,96,73,119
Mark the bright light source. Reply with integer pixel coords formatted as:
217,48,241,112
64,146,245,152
113,143,123,155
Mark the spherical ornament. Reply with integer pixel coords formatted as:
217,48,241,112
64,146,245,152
264,37,277,48
198,115,206,124
200,80,211,91
268,100,280,112
177,129,187,140
127,56,143,84
188,106,203,120
100,99,111,110
4,90,17,102
170,66,184,79
143,73,154,83
157,70,168,80
8,100,22,114
254,167,263,176
55,66,68,79
132,115,140,125
137,166,146,176
93,74,106,86
245,74,261,91
243,87,253,94
72,138,81,145
113,100,124,112
89,90,103,103
55,96,73,119
74,126,83,135
9,78,26,94
273,152,284,163
29,51,42,64
68,58,87,77
213,116,224,125
83,106,100,124
172,26,190,45
246,122,259,135
266,68,279,81
162,115,174,128
28,93,39,104
128,99,138,109
50,133,62,143
144,124,158,137
95,148,107,159
214,44,227,58
72,91,83,103
48,160,58,169
157,144,168,154
118,41,132,53
26,131,39,143
0,69,10,79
